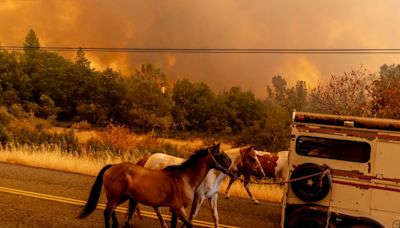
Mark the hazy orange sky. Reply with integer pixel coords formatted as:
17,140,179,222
1,0,400,97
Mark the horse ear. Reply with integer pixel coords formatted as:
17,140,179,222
250,148,257,157
239,147,246,157
212,142,220,154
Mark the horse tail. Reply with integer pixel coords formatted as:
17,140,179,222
77,164,113,219
136,154,151,166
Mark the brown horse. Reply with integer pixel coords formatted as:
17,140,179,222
225,148,289,204
77,143,231,228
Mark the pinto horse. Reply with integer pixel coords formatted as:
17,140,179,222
134,145,265,228
225,148,289,204
77,143,231,228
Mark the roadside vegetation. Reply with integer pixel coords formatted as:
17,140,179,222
1,29,400,202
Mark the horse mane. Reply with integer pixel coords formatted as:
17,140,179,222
164,148,209,171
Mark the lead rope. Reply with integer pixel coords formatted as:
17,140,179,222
208,150,331,185
325,169,333,228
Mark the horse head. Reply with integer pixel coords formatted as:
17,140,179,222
208,142,232,173
240,145,265,180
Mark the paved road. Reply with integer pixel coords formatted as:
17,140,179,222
0,162,281,228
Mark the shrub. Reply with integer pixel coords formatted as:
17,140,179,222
85,138,122,157
0,126,11,145
96,123,135,153
10,104,28,119
0,106,16,126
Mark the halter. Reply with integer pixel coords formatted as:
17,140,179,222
207,148,233,175
208,148,331,185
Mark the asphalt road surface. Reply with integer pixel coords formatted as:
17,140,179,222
0,162,281,228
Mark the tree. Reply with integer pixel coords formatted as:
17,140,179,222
172,79,217,132
23,29,40,55
96,68,126,124
235,98,290,151
171,79,193,131
0,50,30,106
371,64,400,119
308,67,372,116
23,29,41,75
75,48,91,69
125,64,173,132
37,94,59,119
288,80,308,112
267,75,308,114
221,87,264,134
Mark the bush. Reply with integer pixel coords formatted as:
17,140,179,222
83,123,183,159
0,126,11,145
10,104,28,118
96,123,135,153
85,138,122,156
6,117,80,153
0,106,16,126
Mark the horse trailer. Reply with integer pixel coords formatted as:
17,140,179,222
282,112,400,228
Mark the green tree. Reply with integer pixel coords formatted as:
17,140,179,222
37,94,59,119
236,98,290,151
172,79,216,132
221,87,264,134
96,68,126,124
0,50,30,106
125,64,173,132
22,29,41,75
171,79,193,131
267,75,307,114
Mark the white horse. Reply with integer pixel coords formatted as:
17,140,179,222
135,146,265,228
225,149,289,204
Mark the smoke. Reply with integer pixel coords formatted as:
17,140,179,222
1,0,400,97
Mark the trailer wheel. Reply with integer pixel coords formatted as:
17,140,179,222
286,207,328,228
290,163,331,202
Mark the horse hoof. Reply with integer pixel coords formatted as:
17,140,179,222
253,200,259,205
224,195,230,199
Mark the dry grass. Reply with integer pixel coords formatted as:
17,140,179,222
0,144,135,176
219,179,284,203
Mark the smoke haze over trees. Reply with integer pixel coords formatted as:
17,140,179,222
1,30,399,150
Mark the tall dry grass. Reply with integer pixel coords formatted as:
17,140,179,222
219,179,284,203
0,144,130,176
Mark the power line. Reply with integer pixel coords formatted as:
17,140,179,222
2,46,400,54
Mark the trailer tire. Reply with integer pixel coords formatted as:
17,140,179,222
290,163,331,202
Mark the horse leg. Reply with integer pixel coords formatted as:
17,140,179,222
111,211,119,228
224,176,236,199
123,199,137,228
171,211,178,228
104,200,118,228
208,194,219,228
175,207,192,228
104,209,111,228
243,174,259,204
189,192,205,222
153,206,168,228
